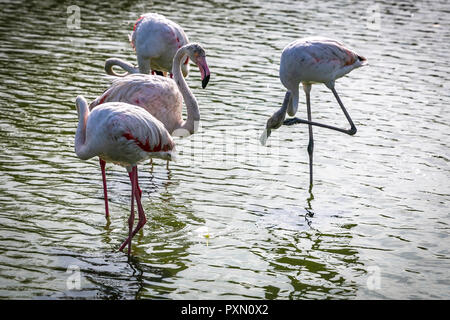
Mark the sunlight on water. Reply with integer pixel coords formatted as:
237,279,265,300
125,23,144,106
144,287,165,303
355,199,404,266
0,0,449,299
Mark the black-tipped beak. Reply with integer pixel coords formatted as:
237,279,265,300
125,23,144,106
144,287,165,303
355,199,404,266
197,56,210,89
202,74,210,89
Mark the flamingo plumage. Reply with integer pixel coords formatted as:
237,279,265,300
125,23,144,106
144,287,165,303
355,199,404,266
105,13,190,79
260,37,367,187
95,43,210,135
90,43,209,218
74,96,175,255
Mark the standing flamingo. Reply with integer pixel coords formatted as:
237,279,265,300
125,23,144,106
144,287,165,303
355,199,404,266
90,43,209,218
105,13,190,79
260,37,367,187
74,96,175,255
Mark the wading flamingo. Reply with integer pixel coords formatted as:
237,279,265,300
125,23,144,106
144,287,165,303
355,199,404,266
90,43,209,218
74,96,175,255
105,13,190,79
260,37,367,187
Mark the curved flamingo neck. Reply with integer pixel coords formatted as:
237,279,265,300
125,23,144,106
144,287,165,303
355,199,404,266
171,47,199,137
105,58,139,77
74,97,93,160
259,91,291,146
270,91,291,129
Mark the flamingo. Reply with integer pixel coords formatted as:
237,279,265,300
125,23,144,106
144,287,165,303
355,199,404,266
90,43,209,218
74,96,175,255
105,13,190,79
260,37,367,187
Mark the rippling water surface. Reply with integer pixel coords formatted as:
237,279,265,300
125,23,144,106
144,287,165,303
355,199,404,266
0,0,449,299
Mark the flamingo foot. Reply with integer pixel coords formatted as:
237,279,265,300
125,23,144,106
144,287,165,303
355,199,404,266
283,117,306,126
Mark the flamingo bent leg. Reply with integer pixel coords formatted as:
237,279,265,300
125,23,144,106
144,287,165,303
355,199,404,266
283,83,357,136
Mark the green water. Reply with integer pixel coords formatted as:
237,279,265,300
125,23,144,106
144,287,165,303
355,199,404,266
0,0,449,299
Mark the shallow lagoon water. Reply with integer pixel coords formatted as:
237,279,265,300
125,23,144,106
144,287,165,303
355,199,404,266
0,0,449,299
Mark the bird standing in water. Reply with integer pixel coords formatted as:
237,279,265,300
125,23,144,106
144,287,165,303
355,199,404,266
105,13,190,79
90,43,210,218
74,97,175,255
261,37,367,187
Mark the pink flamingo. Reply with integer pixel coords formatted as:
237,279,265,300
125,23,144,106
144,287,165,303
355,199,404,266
105,13,190,79
90,43,209,218
260,37,367,186
74,96,175,255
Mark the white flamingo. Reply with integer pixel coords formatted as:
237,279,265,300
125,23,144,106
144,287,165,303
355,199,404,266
105,13,190,79
260,37,367,186
90,43,209,218
74,96,175,255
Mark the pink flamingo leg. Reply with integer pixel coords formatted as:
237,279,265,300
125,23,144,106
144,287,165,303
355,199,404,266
119,166,137,254
99,159,109,218
132,172,147,235
135,169,142,198
119,167,147,251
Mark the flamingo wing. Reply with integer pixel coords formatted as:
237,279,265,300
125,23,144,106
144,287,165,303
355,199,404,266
282,38,366,84
88,102,175,165
89,74,183,134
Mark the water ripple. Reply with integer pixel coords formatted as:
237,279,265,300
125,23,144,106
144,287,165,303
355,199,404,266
0,0,448,299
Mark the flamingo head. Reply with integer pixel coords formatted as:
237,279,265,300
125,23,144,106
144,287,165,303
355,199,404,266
185,43,210,89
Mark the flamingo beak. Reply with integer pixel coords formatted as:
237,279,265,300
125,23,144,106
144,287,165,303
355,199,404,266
196,56,210,89
202,74,210,89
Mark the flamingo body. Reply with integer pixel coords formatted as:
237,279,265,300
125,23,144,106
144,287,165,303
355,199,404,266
130,13,189,77
90,74,183,134
96,43,210,137
76,98,175,165
280,37,367,116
